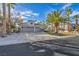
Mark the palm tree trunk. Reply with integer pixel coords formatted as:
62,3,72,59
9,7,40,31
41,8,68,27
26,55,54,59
75,19,78,32
7,4,11,34
2,3,7,36
68,21,71,32
52,23,54,32
55,22,59,33
63,22,65,32
55,26,58,33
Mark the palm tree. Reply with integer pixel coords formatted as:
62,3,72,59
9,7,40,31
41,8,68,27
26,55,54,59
2,3,7,36
47,13,53,23
7,3,15,33
62,17,68,31
65,8,72,32
47,13,55,32
0,15,3,21
47,10,63,33
74,15,79,32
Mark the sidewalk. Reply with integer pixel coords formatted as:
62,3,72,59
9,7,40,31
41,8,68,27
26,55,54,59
0,33,30,46
25,32,78,42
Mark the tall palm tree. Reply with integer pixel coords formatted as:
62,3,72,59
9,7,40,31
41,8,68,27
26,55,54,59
53,10,60,33
74,15,79,32
62,17,68,31
7,3,15,33
65,8,72,32
0,15,3,21
47,13,55,32
47,10,63,33
2,3,7,36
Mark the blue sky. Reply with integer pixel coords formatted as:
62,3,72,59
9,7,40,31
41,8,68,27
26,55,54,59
12,3,79,23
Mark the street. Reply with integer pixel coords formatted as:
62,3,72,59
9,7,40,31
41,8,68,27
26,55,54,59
0,27,55,56
0,27,79,56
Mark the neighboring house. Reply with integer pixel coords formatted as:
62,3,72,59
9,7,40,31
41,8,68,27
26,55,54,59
59,22,68,32
22,20,41,28
27,20,36,27
45,22,72,32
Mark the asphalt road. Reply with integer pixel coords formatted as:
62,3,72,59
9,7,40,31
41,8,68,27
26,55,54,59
0,42,54,56
32,36,79,56
0,27,79,56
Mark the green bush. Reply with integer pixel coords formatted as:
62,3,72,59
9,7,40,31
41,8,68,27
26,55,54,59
11,23,20,33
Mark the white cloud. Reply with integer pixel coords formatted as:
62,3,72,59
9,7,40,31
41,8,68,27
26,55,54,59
25,11,32,14
20,12,25,15
22,16,28,19
23,20,28,22
11,10,39,19
70,11,79,17
62,3,72,10
25,14,31,17
19,10,39,17
33,13,39,16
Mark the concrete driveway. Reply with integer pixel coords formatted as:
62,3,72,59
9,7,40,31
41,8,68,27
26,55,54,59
0,27,49,46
